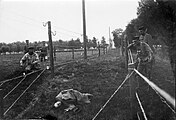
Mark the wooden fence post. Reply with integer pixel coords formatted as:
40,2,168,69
98,42,100,57
103,47,105,54
54,46,56,61
72,48,74,59
0,89,4,119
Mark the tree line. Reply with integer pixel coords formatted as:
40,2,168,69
0,36,108,54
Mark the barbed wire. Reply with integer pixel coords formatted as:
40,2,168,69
3,69,46,116
134,69,175,113
135,92,148,120
92,71,134,120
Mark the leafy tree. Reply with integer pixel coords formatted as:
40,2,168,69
1,45,10,54
87,39,93,49
125,0,176,79
112,28,123,48
68,39,76,47
68,38,82,49
92,37,97,48
101,36,106,46
59,39,63,44
75,38,82,48
137,0,176,79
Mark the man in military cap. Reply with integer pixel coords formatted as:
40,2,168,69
138,26,155,53
20,46,40,72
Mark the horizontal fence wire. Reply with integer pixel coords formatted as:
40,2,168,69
92,71,134,120
134,69,175,113
0,69,42,85
0,76,24,84
3,69,46,116
3,77,26,99
135,92,148,120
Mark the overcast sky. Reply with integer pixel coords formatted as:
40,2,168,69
0,0,139,44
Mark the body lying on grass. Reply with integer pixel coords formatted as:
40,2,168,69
54,89,93,113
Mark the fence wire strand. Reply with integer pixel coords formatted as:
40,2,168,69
3,69,46,116
3,77,26,99
128,48,175,114
0,69,41,84
134,69,175,113
135,92,148,120
92,71,134,120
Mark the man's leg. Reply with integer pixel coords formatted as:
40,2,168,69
25,65,32,73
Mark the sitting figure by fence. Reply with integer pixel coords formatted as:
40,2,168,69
128,36,154,89
20,46,40,73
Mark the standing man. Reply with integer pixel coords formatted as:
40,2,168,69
128,36,154,89
138,26,155,53
20,46,40,72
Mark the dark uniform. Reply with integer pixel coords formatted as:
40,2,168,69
138,26,155,53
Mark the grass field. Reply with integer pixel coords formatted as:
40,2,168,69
13,49,175,120
0,54,23,81
0,49,101,82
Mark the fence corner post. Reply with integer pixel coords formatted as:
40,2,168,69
0,89,4,119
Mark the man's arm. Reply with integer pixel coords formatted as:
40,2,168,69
33,53,40,64
145,34,155,53
127,43,135,50
20,54,27,66
143,42,153,62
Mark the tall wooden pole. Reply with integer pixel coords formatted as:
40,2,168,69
48,21,54,78
109,27,112,49
82,0,87,59
98,42,100,57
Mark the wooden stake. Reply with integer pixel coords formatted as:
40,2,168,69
72,48,74,59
